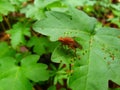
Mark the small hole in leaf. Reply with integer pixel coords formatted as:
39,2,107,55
111,56,114,60
112,57,114,60
107,61,111,65
64,32,68,35
70,63,74,67
76,55,81,60
109,52,112,54
115,49,118,52
82,52,85,55
70,58,74,62
17,62,21,66
85,50,87,53
102,48,105,50
117,35,120,38
104,57,106,60
89,40,92,44
109,54,115,60
60,60,62,62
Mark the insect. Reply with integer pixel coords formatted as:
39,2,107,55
58,37,82,50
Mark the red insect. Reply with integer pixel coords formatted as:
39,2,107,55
58,37,82,50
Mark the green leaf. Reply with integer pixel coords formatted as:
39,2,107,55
20,0,60,20
109,17,120,28
10,0,27,5
47,85,56,90
0,55,49,89
33,7,120,89
68,27,120,90
111,4,120,11
63,0,85,6
33,8,97,41
109,88,120,90
0,0,15,15
0,57,32,90
51,45,75,64
27,36,59,55
63,0,96,7
21,5,46,20
0,42,15,58
0,15,3,22
112,10,120,17
47,1,67,12
34,0,59,8
7,22,31,48
21,55,49,82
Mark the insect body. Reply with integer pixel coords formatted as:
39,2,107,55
58,37,82,50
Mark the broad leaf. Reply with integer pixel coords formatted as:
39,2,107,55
0,0,15,15
109,17,120,28
111,4,120,11
0,55,49,90
10,0,27,5
33,7,120,90
21,55,49,82
20,0,63,20
68,27,120,90
51,45,76,64
63,0,96,7
0,42,15,58
27,36,59,56
0,57,32,90
7,22,31,48
21,5,46,20
33,8,97,41
48,85,56,90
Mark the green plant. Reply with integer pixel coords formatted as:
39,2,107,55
79,0,120,28
33,6,120,90
0,0,120,90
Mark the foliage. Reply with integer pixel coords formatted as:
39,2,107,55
20,0,67,20
0,55,49,90
33,6,120,90
0,0,120,90
79,0,120,28
27,36,59,56
7,22,31,48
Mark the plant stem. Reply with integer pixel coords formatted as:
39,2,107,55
1,22,6,31
3,16,11,29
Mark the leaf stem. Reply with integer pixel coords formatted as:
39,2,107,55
1,22,6,31
3,16,11,29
